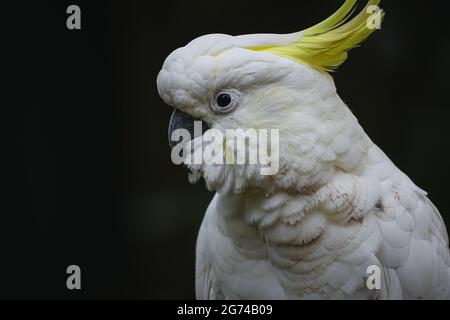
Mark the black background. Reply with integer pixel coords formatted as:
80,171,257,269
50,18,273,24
4,0,450,299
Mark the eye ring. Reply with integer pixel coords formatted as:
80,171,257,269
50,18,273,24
211,89,240,114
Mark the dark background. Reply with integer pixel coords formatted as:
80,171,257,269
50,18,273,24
4,0,450,299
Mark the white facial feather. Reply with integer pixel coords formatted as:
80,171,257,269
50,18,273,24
158,33,371,193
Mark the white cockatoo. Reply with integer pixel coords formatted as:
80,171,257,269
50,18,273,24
157,0,450,299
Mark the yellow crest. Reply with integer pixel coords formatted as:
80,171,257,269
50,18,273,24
249,0,384,72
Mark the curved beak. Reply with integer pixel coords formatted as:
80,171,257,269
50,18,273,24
168,109,210,148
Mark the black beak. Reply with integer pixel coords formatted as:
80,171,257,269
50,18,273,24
168,109,210,148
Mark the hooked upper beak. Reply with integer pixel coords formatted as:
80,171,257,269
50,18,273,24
168,109,210,148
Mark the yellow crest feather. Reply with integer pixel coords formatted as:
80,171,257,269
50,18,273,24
250,0,384,72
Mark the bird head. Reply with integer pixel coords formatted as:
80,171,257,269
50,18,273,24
157,0,383,194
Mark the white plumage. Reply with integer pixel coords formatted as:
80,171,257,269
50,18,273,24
157,1,450,299
195,144,450,299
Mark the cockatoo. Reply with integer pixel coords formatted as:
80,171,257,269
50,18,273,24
157,0,450,299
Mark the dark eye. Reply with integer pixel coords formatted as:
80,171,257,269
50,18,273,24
216,93,232,108
211,89,240,114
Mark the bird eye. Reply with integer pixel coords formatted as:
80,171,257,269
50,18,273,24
211,89,240,114
217,93,231,108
